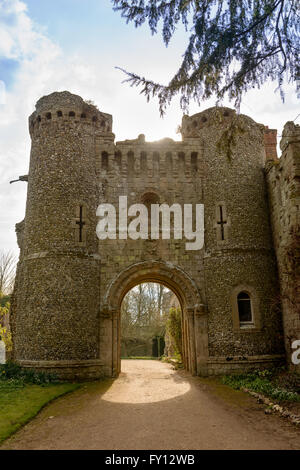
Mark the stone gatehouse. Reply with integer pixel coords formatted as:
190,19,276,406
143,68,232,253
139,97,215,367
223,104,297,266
9,91,300,380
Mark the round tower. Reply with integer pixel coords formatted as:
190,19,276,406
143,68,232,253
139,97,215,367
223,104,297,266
182,107,284,373
11,91,112,380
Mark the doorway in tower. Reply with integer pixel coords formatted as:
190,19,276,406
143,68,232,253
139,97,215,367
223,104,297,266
120,282,182,367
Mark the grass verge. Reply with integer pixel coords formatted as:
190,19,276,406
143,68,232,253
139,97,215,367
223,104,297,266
0,362,80,444
222,368,300,403
0,382,80,444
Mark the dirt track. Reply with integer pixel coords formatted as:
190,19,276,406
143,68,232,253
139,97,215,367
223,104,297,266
2,360,300,450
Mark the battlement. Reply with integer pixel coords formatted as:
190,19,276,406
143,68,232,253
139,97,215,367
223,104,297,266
97,134,203,180
28,91,113,136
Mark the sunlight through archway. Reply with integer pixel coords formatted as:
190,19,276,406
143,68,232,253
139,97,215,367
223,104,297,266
101,360,191,404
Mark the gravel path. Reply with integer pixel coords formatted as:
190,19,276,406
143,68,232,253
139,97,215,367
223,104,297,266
2,360,300,450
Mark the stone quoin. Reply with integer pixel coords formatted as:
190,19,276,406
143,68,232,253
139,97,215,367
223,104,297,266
9,91,300,380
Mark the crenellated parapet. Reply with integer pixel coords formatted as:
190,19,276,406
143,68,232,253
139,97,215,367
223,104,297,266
96,135,203,181
28,91,113,139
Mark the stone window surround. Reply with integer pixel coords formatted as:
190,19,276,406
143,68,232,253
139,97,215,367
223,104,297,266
231,284,261,332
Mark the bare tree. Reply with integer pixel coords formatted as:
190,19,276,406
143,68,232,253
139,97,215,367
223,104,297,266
121,282,170,338
0,251,16,296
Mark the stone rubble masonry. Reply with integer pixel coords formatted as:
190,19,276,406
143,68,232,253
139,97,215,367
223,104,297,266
9,91,298,380
265,121,300,373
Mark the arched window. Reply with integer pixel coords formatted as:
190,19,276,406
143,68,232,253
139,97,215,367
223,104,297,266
141,192,159,223
69,111,75,117
57,111,63,117
141,191,159,208
231,286,260,331
237,292,253,325
46,112,52,120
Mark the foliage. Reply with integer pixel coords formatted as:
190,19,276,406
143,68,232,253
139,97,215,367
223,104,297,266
0,361,79,443
163,351,184,368
222,368,300,402
0,361,59,386
165,307,182,358
0,295,10,307
0,382,79,443
216,114,246,159
0,327,12,353
112,0,299,115
0,300,12,352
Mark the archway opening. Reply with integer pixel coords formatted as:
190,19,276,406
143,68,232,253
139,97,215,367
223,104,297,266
120,282,182,367
102,261,207,378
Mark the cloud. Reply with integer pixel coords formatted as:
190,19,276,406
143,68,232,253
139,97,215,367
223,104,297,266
0,1,120,255
0,0,55,59
0,0,62,254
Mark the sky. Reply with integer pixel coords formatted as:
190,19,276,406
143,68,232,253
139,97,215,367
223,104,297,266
0,0,299,256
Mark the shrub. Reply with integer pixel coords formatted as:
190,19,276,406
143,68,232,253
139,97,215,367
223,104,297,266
0,301,12,352
165,307,182,359
0,361,58,386
222,368,300,402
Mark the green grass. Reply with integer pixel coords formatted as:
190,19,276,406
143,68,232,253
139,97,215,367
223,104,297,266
0,362,80,444
0,381,79,443
222,369,300,403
